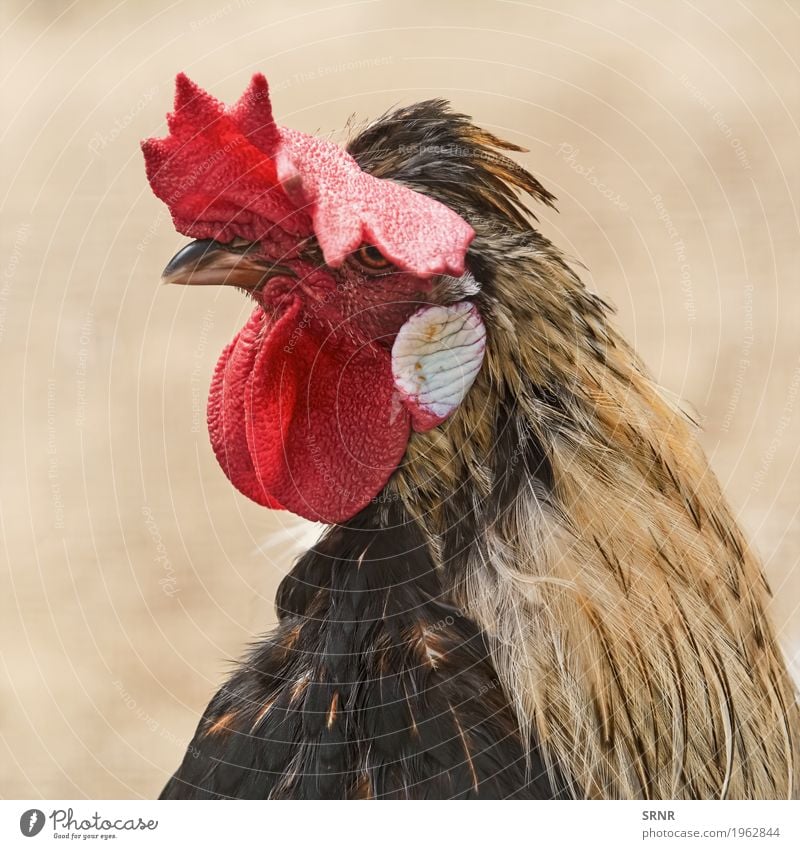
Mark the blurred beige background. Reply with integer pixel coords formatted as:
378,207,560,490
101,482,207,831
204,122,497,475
1,0,798,798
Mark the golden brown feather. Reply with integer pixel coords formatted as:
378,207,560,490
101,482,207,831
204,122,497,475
349,104,800,799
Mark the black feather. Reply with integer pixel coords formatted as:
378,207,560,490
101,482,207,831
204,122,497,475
161,503,567,799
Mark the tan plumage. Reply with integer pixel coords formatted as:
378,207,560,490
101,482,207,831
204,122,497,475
369,116,800,799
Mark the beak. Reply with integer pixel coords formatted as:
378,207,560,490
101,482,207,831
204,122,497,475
161,239,295,292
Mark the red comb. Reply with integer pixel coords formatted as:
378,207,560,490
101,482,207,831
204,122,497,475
141,73,306,244
142,73,474,275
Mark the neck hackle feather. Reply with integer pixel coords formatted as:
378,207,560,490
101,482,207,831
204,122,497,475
348,100,799,799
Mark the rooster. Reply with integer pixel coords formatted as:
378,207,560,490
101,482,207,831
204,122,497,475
143,73,799,799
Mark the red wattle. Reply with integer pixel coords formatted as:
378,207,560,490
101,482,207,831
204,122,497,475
208,303,411,523
207,309,284,510
144,75,479,523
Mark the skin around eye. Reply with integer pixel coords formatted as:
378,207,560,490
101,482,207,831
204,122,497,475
352,244,394,272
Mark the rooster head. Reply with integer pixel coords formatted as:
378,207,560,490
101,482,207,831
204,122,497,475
142,73,487,523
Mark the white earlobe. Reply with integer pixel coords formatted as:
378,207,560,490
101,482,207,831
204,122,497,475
391,300,486,432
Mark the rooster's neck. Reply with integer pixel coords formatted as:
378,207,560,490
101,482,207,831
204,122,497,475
389,246,799,799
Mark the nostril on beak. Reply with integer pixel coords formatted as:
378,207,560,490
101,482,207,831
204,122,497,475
162,239,224,277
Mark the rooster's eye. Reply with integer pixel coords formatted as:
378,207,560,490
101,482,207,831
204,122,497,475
351,244,394,273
